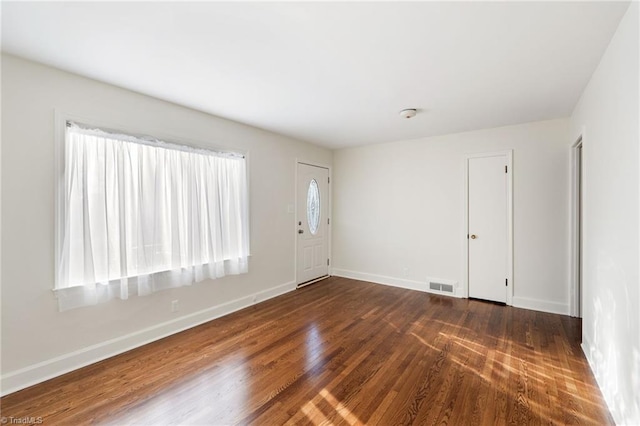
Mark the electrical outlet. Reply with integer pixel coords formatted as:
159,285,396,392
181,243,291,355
171,300,179,312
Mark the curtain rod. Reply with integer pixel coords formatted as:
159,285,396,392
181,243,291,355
67,121,245,159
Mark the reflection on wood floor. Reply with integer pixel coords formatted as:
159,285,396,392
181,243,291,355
1,277,613,425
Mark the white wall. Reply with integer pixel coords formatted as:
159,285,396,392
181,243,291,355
333,119,571,314
570,3,639,424
0,54,332,394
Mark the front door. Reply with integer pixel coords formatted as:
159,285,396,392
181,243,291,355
296,163,329,285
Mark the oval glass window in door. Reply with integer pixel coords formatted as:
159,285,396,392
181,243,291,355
307,179,320,235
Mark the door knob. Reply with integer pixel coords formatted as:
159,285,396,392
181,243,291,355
298,229,304,234
470,234,477,239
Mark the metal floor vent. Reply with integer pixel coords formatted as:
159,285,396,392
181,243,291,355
429,282,454,293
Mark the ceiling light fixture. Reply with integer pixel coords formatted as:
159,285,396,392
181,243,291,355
399,108,417,119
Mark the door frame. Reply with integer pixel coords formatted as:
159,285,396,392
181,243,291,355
294,160,332,287
463,150,514,305
569,135,584,317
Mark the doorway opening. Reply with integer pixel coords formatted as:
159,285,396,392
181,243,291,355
570,138,583,318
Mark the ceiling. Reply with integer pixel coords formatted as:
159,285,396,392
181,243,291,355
1,2,630,149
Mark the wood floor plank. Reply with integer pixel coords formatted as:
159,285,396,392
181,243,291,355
1,277,614,425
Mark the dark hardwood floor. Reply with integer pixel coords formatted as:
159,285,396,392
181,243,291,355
1,277,613,425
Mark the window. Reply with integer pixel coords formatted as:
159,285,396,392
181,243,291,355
307,179,320,235
56,122,249,310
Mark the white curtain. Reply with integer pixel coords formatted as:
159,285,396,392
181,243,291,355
56,124,249,311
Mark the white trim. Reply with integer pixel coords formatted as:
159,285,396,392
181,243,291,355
581,335,622,425
463,150,514,305
511,296,569,315
332,269,462,298
333,269,568,315
569,135,584,318
297,275,330,288
0,280,295,396
294,159,332,286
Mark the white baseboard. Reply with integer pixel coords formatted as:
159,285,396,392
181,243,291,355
0,281,296,396
333,269,569,316
332,268,462,298
581,335,624,426
511,296,569,315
